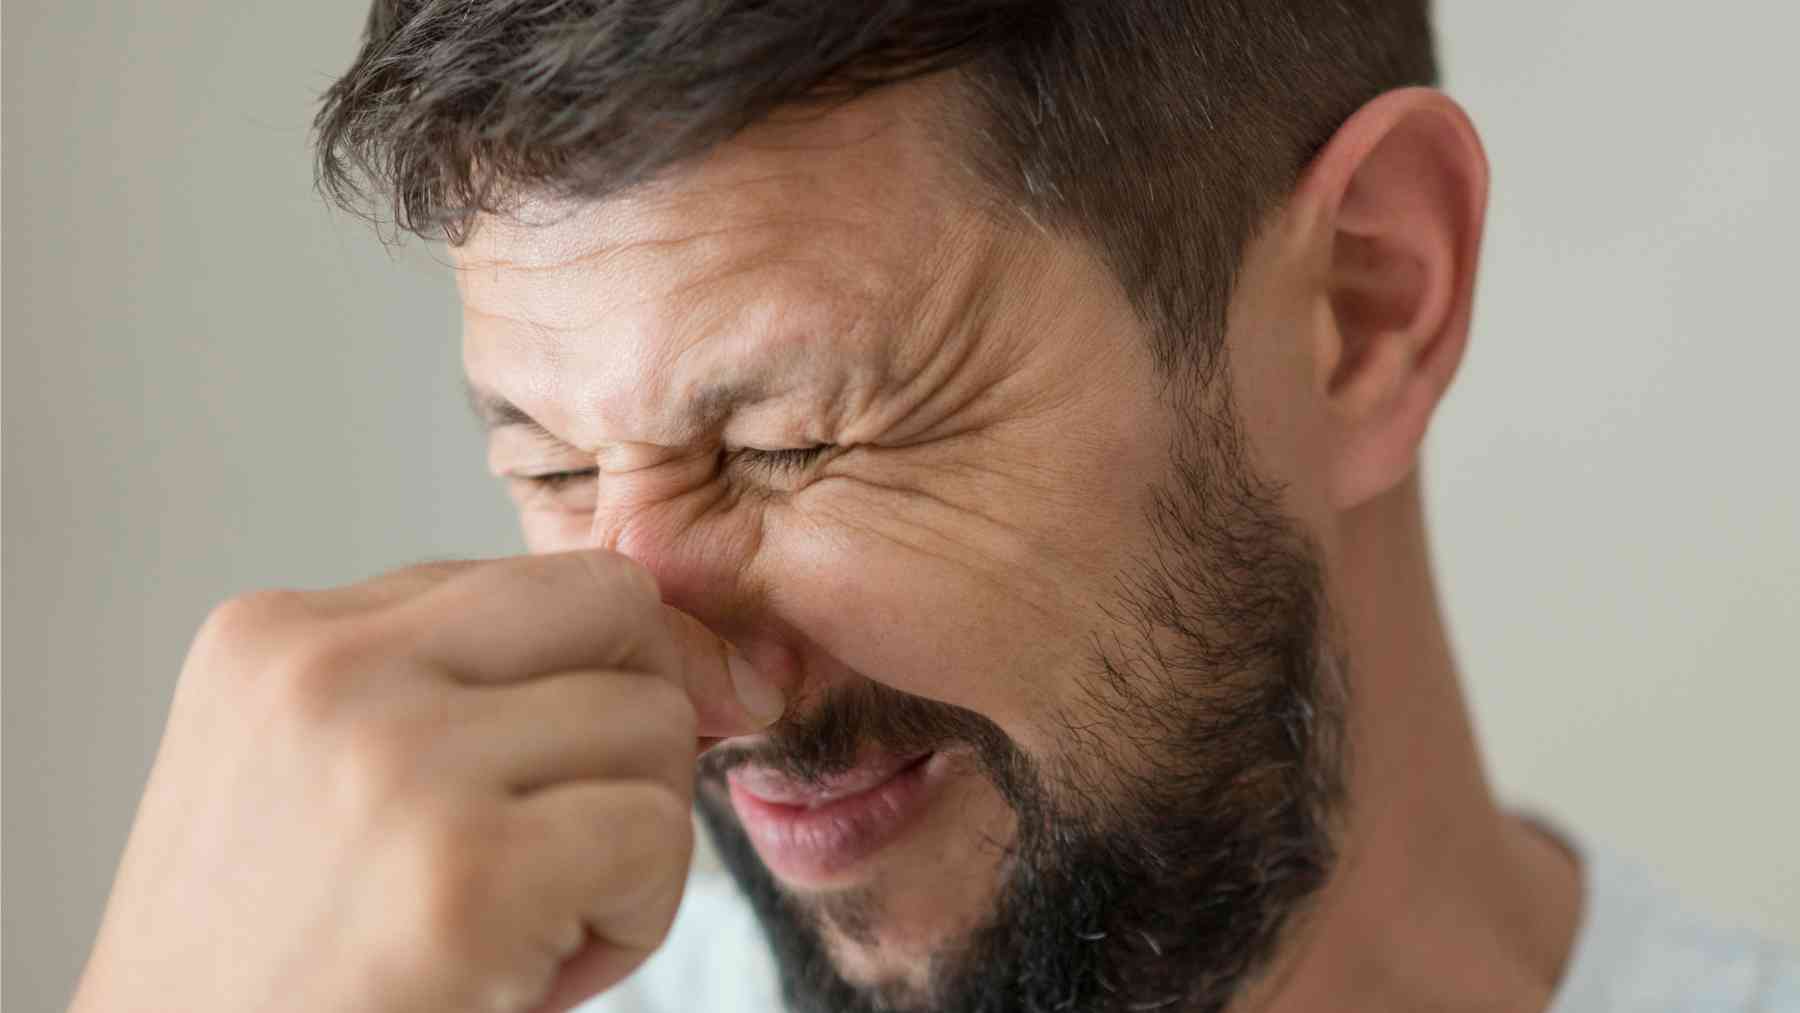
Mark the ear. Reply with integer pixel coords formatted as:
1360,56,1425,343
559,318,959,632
1294,88,1489,510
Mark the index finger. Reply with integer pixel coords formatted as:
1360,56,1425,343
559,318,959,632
401,550,673,682
292,559,482,619
395,550,783,737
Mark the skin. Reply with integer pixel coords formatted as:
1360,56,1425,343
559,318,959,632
72,77,1580,1012
462,111,1168,989
69,555,786,1013
463,77,1581,1008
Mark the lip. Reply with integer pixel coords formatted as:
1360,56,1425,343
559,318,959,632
727,751,944,885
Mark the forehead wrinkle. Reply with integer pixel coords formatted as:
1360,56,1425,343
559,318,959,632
651,285,856,442
462,299,590,356
602,202,881,277
652,208,985,448
469,161,887,275
465,252,857,452
465,209,994,456
465,204,878,325
456,83,985,452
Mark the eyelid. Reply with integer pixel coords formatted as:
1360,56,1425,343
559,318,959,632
487,422,592,481
517,467,599,488
504,444,835,495
733,444,834,476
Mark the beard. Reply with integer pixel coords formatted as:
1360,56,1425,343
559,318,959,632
694,392,1348,1013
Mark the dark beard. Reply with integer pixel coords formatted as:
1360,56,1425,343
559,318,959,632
694,396,1348,1013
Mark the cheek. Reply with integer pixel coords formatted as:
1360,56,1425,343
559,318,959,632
519,509,591,553
755,481,1112,741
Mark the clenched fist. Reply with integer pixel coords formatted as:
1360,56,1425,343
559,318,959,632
69,551,786,1013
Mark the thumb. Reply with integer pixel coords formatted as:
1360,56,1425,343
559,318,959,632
660,607,786,737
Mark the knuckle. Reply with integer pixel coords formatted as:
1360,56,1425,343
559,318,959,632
393,559,471,585
191,594,393,730
267,624,381,725
193,590,303,659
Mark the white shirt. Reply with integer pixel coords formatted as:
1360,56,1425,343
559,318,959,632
581,823,1799,1012
1544,834,1799,1011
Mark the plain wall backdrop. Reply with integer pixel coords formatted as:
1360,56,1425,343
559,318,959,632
4,2,1796,1009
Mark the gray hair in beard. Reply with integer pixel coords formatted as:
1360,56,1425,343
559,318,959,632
695,392,1349,1013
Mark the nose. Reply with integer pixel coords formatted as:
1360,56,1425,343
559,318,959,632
588,456,803,697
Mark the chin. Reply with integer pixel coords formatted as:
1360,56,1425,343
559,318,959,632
698,746,1018,958
689,505,1344,1013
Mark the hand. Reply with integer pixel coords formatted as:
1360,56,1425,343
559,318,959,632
68,551,785,1013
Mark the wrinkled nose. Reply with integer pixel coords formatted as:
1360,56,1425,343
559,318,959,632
588,450,803,699
586,443,726,600
600,504,739,618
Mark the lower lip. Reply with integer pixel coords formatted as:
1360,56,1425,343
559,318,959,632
727,752,943,885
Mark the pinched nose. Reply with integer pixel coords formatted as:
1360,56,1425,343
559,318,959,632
594,490,752,621
657,606,789,737
589,462,806,724
588,444,740,605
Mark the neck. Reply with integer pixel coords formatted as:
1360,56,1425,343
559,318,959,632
1249,476,1582,1012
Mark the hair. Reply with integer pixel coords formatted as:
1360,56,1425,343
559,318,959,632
689,391,1347,1012
315,0,1436,374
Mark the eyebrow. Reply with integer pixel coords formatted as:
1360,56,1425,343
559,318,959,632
466,383,562,445
466,378,773,444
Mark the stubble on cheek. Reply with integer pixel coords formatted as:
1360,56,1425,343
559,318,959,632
821,751,1018,984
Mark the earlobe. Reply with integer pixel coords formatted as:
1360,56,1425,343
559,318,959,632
1298,88,1489,509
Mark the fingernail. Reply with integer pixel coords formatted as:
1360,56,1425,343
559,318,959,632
727,650,785,725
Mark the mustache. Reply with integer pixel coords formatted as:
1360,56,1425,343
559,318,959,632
698,678,1028,797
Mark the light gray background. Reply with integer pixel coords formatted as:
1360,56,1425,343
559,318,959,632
4,2,1796,1010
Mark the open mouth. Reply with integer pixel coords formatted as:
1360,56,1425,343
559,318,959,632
726,750,944,885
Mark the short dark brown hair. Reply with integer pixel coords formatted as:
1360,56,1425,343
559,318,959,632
315,0,1436,373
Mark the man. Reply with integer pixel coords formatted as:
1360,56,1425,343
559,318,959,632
70,2,1796,1011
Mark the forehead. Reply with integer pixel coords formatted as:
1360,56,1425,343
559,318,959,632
455,81,992,448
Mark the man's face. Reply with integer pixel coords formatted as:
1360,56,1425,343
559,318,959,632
459,84,1344,1012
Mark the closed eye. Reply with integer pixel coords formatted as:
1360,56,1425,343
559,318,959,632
519,468,598,489
514,446,834,493
734,445,833,478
